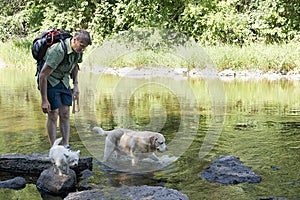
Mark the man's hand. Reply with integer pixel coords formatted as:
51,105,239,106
72,84,80,113
73,83,79,101
41,100,51,113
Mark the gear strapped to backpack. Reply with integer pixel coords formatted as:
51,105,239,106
31,28,72,89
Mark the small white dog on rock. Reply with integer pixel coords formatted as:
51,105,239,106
49,137,80,176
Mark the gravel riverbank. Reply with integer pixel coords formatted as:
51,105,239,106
86,66,300,81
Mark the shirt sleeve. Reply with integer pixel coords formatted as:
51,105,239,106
45,42,64,69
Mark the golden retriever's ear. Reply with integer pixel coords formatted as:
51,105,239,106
150,136,157,145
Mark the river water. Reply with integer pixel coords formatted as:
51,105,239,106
0,68,299,200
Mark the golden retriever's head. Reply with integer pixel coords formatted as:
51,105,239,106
151,134,168,153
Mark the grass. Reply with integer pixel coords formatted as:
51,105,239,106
0,39,35,68
1,38,300,73
206,42,300,72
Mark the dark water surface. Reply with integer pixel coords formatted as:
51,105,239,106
0,69,299,200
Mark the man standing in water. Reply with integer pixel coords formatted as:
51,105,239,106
39,30,92,147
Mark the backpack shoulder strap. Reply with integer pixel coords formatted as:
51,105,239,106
59,38,75,74
59,39,69,65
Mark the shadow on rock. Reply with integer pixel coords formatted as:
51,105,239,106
0,177,26,190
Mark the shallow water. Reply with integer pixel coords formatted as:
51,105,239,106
0,69,300,200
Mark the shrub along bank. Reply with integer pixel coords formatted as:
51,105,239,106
1,40,299,73
1,0,300,71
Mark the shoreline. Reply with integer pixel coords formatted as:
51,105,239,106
85,66,300,82
2,65,300,82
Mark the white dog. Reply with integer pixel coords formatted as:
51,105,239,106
93,127,168,166
49,137,80,176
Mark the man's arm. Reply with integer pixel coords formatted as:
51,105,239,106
71,64,79,84
71,64,79,98
39,63,54,113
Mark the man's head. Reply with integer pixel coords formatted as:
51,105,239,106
71,30,92,53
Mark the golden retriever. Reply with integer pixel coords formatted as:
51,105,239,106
92,127,168,166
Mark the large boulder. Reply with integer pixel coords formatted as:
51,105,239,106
36,166,77,196
65,185,189,200
200,155,261,184
0,176,26,190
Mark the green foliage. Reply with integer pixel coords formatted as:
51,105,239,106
177,0,218,41
1,0,300,71
248,0,300,43
30,0,93,32
0,0,26,16
178,0,300,45
1,0,300,45
0,10,29,41
88,0,115,42
200,0,255,45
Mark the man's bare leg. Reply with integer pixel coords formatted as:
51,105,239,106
59,104,70,146
47,109,59,146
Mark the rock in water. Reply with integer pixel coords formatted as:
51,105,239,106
65,185,189,200
0,153,93,175
36,166,76,196
200,155,261,184
0,177,26,190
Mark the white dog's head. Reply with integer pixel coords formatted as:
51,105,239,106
64,150,80,167
151,134,168,153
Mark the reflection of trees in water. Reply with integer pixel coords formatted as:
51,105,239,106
94,88,182,133
223,79,300,116
0,70,42,130
87,75,203,133
0,70,48,153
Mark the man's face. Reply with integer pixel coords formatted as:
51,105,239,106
72,37,88,53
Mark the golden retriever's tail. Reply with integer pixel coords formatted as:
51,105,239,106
53,137,63,146
92,126,107,136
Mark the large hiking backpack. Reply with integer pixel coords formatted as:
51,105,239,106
31,28,72,88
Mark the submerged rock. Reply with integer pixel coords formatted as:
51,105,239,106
65,185,189,200
200,155,261,184
0,176,26,190
271,166,281,171
77,169,96,191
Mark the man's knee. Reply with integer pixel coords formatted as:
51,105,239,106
59,105,70,120
48,109,59,121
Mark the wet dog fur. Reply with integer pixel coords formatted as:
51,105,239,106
92,127,168,166
49,137,80,176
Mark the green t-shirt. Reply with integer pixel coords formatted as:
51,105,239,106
45,38,82,88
